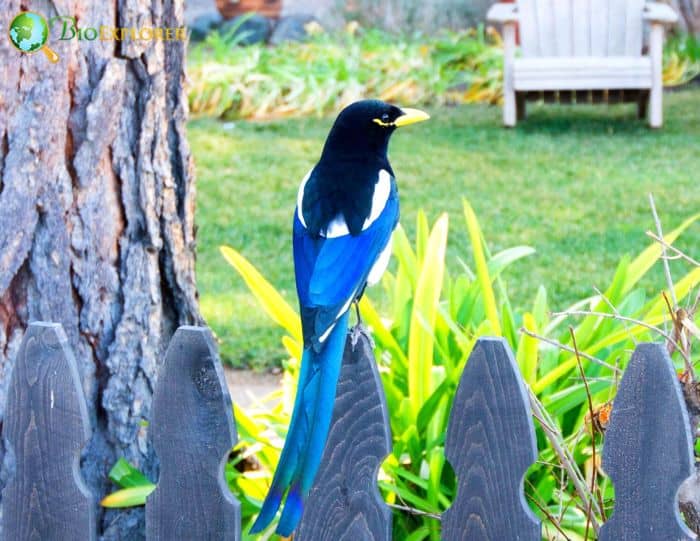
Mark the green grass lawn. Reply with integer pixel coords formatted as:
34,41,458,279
191,90,700,369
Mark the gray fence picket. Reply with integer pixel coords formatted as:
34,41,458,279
145,326,240,540
4,323,699,541
442,337,540,541
599,343,695,541
1,322,95,541
296,328,392,541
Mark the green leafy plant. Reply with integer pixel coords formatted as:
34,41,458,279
218,199,698,539
188,24,699,121
187,25,504,120
664,33,700,86
103,200,699,540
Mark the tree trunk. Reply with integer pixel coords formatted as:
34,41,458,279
0,1,200,538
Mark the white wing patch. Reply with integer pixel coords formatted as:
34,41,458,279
296,169,313,227
324,215,350,238
367,237,393,285
363,169,392,229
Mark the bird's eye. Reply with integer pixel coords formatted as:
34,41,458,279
381,113,390,122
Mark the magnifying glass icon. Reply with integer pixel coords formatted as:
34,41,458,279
8,11,60,63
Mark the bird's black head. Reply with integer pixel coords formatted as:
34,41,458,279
320,99,429,162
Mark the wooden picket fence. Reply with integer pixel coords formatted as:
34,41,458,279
0,321,696,540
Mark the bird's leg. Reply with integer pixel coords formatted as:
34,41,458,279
354,299,362,326
350,300,364,347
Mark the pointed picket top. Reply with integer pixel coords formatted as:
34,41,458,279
296,328,392,541
146,326,240,540
599,343,695,541
442,337,540,541
2,322,95,541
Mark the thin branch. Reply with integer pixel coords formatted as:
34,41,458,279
525,480,572,541
662,291,694,376
551,310,691,366
593,286,638,346
649,194,678,308
519,327,622,374
529,391,602,532
570,327,605,526
386,502,441,521
645,231,700,267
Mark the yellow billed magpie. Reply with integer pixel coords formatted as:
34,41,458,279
250,99,429,536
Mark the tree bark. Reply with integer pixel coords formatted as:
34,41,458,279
0,1,200,538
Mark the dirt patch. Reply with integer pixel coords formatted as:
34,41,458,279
224,367,282,409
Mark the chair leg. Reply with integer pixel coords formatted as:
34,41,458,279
516,93,526,121
649,85,662,128
649,23,664,128
502,23,517,128
504,88,517,127
637,91,648,120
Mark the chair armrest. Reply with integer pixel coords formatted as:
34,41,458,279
487,3,519,24
643,2,678,24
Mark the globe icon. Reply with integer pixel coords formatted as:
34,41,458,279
8,12,59,63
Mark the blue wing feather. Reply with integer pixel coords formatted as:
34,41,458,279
294,183,398,348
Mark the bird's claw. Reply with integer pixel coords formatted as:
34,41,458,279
350,323,374,348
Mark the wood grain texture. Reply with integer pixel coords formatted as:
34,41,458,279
2,322,95,541
296,328,392,541
145,327,240,541
599,343,695,541
442,338,540,541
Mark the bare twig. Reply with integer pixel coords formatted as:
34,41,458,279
525,480,572,541
386,502,441,521
645,231,700,267
593,286,638,346
649,194,678,308
529,391,602,532
550,310,691,366
570,327,606,527
519,327,622,374
662,291,694,376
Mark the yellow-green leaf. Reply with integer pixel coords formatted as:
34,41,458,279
517,312,538,386
463,199,501,336
408,214,448,416
220,245,302,342
101,485,155,508
623,212,700,295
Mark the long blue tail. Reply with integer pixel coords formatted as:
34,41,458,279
250,312,349,536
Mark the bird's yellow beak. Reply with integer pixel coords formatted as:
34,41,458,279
394,108,430,127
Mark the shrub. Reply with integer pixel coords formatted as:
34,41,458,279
187,26,700,121
218,199,699,539
102,200,699,540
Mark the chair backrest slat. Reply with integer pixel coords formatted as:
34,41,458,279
518,0,645,57
572,0,593,55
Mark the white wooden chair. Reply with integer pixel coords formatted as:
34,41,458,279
487,1,678,127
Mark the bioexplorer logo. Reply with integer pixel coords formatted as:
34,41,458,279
8,12,59,63
8,11,187,63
